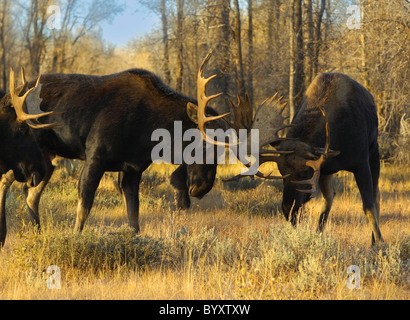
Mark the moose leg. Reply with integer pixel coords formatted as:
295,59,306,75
23,156,55,228
0,171,15,247
353,164,384,245
317,174,335,233
74,160,104,233
282,186,303,226
369,151,381,244
119,170,142,233
170,165,191,209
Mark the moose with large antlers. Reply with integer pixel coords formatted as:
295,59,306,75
0,65,222,246
189,53,383,245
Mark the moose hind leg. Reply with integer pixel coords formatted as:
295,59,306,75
353,164,384,245
74,160,104,233
317,174,335,233
369,151,381,243
119,170,142,233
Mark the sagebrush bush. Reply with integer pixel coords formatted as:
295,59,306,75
6,225,170,278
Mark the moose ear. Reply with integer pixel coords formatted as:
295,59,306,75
187,102,198,124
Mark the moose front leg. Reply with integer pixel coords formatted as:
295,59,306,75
0,171,15,247
170,165,191,210
23,156,55,228
317,174,335,233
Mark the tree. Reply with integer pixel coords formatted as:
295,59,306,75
233,0,245,97
289,0,304,121
247,0,254,104
51,0,123,73
203,0,231,113
175,0,185,92
0,0,11,90
312,0,326,77
22,0,51,75
304,0,314,86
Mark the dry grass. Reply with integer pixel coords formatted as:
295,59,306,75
0,161,408,300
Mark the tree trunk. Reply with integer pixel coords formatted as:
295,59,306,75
160,0,171,85
247,0,254,104
304,0,314,86
233,0,245,97
219,0,231,98
289,0,304,121
360,0,369,88
312,0,326,77
0,0,8,91
206,0,231,112
176,0,184,92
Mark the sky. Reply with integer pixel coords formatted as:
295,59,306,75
99,0,160,47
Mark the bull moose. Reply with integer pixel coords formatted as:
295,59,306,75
0,66,221,246
275,72,383,244
192,54,383,245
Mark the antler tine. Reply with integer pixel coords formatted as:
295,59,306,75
292,169,321,197
9,68,55,129
320,106,330,155
20,67,26,85
224,170,286,183
223,156,289,183
223,149,292,183
9,67,16,97
259,147,294,155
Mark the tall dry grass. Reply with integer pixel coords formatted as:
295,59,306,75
0,161,408,300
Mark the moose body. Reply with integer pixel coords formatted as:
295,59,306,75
189,54,383,244
0,68,218,246
275,72,383,243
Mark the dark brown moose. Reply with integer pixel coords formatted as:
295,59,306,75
0,66,220,246
192,53,383,245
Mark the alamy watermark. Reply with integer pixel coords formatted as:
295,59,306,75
46,265,61,290
46,5,61,30
151,121,261,175
346,265,361,289
346,5,361,30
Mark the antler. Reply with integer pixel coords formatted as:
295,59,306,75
195,52,295,182
292,106,330,197
196,52,231,146
223,93,296,182
10,67,55,129
223,153,290,182
249,93,296,147
226,94,253,131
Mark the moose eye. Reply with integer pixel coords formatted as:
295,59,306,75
17,124,28,135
